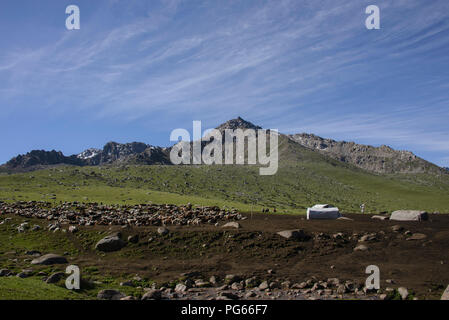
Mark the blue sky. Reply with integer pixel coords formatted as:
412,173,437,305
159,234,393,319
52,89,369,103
1,0,449,166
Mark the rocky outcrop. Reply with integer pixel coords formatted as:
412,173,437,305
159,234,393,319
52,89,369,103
288,133,443,174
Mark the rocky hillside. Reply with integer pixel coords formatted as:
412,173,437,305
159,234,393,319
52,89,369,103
2,142,171,171
288,133,443,174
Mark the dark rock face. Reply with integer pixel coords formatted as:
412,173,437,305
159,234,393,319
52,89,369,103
2,142,171,171
288,133,443,174
4,150,83,170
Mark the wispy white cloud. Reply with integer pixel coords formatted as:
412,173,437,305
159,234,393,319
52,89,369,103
0,0,449,165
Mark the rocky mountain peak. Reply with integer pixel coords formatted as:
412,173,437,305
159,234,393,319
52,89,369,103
215,117,262,131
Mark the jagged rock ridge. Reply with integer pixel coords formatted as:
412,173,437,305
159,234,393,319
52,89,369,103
288,133,442,174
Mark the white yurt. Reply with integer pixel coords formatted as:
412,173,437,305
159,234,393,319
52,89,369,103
306,204,341,220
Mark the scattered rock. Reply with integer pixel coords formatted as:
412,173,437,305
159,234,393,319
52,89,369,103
209,276,217,285
398,287,409,300
225,274,241,284
222,222,241,229
245,277,260,288
0,202,245,227
68,226,78,233
0,269,11,277
231,282,243,290
128,234,139,243
120,281,135,287
406,233,427,241
25,250,41,256
353,244,368,251
141,289,162,300
371,215,389,221
95,236,126,252
258,281,269,290
336,284,347,294
16,270,33,278
175,283,187,292
31,254,68,265
97,289,125,300
359,234,376,242
276,229,308,240
337,216,353,221
391,225,404,232
219,291,239,300
157,227,169,236
441,285,449,300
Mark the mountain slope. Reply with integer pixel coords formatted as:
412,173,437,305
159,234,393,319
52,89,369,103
1,117,449,213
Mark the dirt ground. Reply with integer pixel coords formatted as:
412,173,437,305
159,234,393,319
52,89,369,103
72,212,449,299
2,211,449,299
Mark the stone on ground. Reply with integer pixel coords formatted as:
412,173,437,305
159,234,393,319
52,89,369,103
97,289,125,300
157,227,169,235
31,254,68,265
441,285,449,300
390,210,428,221
141,289,162,300
222,222,241,229
277,229,307,240
406,233,427,240
398,287,409,300
46,272,65,284
95,235,126,252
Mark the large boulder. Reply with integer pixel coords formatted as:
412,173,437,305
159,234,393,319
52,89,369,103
390,210,428,221
277,229,308,240
31,254,68,265
95,235,126,252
